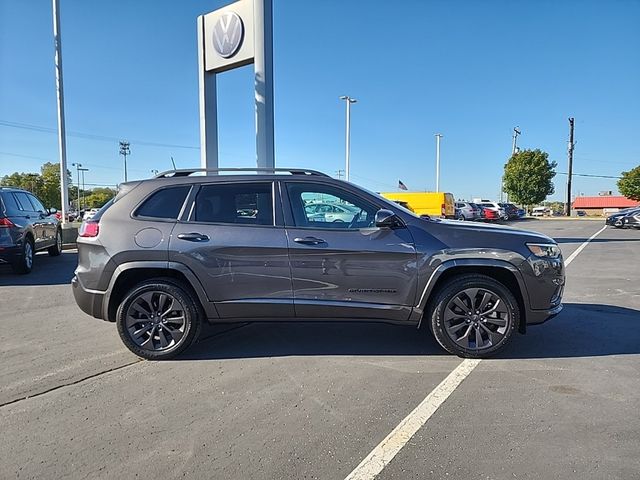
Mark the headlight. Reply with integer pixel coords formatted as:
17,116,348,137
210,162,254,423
527,243,561,258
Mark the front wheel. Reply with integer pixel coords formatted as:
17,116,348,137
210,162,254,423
428,274,519,358
116,279,202,360
457,214,465,221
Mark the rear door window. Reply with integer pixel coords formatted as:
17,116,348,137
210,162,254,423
135,186,191,220
13,192,35,212
192,183,273,226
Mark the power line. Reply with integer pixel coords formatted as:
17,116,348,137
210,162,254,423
556,172,622,179
0,119,199,150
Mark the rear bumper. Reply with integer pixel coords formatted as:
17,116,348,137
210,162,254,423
0,245,20,264
71,275,107,320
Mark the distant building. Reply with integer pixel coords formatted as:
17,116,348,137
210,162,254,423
572,195,639,216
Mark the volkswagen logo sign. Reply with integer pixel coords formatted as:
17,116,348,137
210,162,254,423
212,12,244,59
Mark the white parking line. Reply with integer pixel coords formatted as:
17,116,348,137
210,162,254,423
345,224,607,480
344,359,481,480
564,225,607,267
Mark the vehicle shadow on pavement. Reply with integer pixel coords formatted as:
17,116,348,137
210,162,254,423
0,251,77,286
180,321,446,360
499,303,640,359
181,302,640,360
554,237,640,243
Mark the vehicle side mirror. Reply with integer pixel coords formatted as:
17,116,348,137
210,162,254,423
47,208,58,215
375,209,403,228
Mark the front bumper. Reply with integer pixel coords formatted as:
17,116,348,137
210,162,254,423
526,302,563,325
71,275,106,320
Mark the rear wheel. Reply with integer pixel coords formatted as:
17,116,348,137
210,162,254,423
116,279,202,360
428,274,519,358
48,229,63,256
12,237,34,274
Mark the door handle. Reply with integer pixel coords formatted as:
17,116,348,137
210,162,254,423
177,232,210,242
293,236,326,245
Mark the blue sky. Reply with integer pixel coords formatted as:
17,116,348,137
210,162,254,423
1,0,638,201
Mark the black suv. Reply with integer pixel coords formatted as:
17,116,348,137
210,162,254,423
72,169,565,360
0,187,63,273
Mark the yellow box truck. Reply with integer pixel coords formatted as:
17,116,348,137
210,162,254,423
381,192,455,218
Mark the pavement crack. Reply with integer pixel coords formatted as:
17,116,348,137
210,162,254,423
0,359,144,409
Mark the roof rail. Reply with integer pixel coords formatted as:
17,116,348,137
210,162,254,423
154,168,330,178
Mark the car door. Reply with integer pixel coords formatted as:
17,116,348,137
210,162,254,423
283,180,418,322
27,194,56,247
12,192,43,249
169,180,294,318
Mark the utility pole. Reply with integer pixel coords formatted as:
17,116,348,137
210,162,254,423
52,0,69,224
511,126,521,156
72,162,82,209
502,127,521,202
336,169,345,180
119,141,130,182
435,133,443,192
339,95,357,181
566,117,575,216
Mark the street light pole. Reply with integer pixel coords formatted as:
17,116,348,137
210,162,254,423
52,0,69,224
339,95,357,182
78,167,88,212
119,141,130,182
435,133,443,192
72,162,82,210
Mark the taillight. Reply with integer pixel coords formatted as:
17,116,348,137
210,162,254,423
0,217,14,227
79,221,99,237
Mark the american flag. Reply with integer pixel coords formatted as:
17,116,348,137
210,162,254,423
398,180,408,190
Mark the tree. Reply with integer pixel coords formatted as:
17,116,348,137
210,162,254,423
503,149,557,209
617,165,640,201
0,162,72,209
84,187,116,208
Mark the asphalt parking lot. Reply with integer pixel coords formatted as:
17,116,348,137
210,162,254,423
1,219,638,480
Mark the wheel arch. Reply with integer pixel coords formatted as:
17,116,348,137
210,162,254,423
104,262,218,322
417,260,529,334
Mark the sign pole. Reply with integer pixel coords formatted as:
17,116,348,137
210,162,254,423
197,15,219,170
254,0,275,170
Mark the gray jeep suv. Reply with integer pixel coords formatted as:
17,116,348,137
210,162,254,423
72,168,564,360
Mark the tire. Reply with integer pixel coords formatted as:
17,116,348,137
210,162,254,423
428,274,519,358
116,278,203,360
457,214,465,221
48,228,63,256
12,236,34,274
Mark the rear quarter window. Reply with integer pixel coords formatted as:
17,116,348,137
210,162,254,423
134,186,191,220
1,193,21,215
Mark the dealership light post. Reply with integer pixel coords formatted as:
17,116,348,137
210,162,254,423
339,96,357,182
119,141,130,182
72,162,82,209
435,133,443,192
78,167,88,211
52,0,69,224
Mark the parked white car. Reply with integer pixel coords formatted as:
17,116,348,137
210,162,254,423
531,207,549,217
83,208,100,221
304,202,360,223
